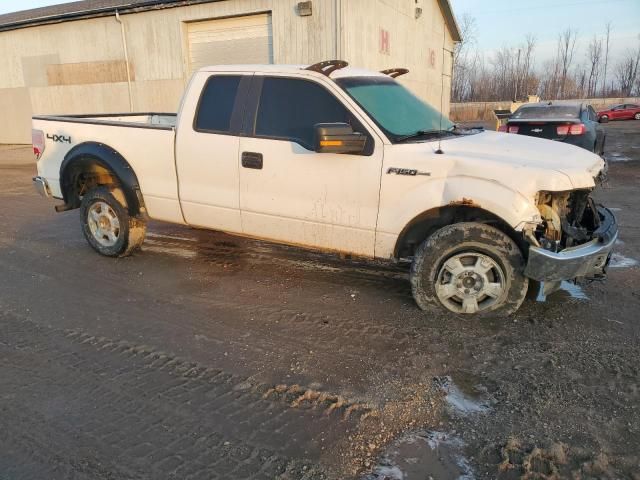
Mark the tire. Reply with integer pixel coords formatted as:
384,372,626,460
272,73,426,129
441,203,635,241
80,186,146,257
599,115,609,123
410,222,528,318
635,113,640,120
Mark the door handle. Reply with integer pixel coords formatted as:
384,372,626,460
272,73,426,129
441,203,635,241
241,151,263,170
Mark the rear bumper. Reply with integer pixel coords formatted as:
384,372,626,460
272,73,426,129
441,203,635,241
524,206,618,282
33,176,51,198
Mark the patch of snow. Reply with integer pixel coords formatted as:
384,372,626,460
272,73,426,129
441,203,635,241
435,377,490,415
609,253,639,268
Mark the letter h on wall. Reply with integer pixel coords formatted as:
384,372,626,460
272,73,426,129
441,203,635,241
380,28,390,55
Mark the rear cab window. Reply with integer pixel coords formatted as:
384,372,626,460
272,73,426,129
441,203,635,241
194,75,244,134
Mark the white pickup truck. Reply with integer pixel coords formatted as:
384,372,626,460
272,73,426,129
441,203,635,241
32,61,617,317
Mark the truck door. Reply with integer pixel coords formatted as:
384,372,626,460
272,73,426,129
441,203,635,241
175,73,251,233
238,75,384,256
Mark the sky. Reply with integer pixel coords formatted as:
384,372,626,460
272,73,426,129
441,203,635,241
0,0,70,14
450,0,640,66
1,0,638,66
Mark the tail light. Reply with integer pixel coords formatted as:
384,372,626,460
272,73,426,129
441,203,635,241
498,125,507,132
507,125,519,134
557,124,585,136
569,123,586,135
32,129,45,160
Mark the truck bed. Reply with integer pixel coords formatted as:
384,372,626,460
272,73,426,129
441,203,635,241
33,112,177,130
33,112,183,224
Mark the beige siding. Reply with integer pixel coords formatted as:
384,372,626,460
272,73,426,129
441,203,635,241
0,0,455,144
340,0,455,114
0,0,337,143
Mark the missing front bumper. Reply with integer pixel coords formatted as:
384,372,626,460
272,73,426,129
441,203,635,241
524,206,618,282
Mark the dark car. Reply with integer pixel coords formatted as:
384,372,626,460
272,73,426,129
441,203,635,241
502,102,605,154
597,103,640,122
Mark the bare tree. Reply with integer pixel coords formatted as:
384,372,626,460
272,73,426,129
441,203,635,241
601,22,611,97
556,29,578,98
586,35,602,97
452,14,477,102
449,19,633,103
615,44,640,96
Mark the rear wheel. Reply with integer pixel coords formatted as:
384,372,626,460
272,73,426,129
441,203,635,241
635,113,640,120
80,186,146,257
410,223,528,317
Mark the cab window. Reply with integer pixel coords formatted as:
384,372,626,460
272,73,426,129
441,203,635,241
254,77,371,153
194,75,242,133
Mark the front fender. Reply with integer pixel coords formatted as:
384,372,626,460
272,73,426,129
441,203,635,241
375,176,540,258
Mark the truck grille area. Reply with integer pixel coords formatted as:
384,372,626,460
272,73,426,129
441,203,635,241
534,190,602,251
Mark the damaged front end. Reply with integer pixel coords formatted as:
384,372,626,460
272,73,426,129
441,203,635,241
523,189,618,284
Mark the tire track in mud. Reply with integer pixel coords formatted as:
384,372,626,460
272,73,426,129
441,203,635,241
0,238,435,378
0,312,382,479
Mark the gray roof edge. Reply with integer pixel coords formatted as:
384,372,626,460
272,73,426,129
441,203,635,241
0,0,218,32
437,0,462,43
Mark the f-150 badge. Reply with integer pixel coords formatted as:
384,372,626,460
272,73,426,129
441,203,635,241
387,167,430,176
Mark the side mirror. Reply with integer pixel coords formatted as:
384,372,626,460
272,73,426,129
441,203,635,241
314,123,366,155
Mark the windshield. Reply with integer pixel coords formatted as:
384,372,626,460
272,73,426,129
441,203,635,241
336,77,453,142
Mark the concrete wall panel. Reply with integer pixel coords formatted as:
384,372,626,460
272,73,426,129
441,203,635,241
0,87,32,144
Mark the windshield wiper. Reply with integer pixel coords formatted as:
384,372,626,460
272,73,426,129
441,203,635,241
395,130,443,143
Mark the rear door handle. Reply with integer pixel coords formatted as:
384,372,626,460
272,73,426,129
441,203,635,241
241,151,263,170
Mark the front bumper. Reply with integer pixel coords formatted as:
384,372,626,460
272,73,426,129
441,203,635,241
33,176,51,198
524,206,618,282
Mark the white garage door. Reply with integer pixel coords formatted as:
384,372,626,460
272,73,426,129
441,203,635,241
187,13,273,74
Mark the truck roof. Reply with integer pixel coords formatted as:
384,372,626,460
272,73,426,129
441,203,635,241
198,64,389,79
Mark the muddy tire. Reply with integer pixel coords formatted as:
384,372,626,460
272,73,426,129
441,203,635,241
80,186,146,257
410,222,528,318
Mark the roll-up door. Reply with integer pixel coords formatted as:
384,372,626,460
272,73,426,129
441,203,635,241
187,13,273,74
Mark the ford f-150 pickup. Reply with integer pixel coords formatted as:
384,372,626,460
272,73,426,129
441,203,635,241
32,60,618,317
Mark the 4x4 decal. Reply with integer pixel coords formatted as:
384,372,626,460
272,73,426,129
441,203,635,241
47,133,72,144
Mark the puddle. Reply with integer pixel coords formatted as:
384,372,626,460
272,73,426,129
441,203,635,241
536,281,589,302
605,152,633,162
143,240,197,259
146,231,196,242
609,253,639,268
433,376,491,416
363,431,474,480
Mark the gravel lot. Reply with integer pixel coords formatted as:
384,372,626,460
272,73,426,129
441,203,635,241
1,121,639,479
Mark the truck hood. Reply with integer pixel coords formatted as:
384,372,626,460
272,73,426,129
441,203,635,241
441,130,604,190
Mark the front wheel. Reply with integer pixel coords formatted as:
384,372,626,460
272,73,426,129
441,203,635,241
634,113,640,120
599,115,609,123
80,186,146,257
410,223,528,317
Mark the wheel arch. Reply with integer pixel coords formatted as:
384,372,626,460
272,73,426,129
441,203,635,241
59,142,144,216
393,205,528,259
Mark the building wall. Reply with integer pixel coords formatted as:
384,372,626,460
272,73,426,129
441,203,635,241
0,0,454,144
0,0,338,143
340,0,454,114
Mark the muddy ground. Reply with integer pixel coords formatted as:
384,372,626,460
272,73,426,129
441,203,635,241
0,121,639,480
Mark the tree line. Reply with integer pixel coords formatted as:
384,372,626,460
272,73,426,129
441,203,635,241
452,16,640,103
